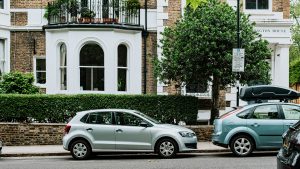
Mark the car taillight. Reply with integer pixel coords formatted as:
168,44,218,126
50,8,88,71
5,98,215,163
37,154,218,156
64,124,71,135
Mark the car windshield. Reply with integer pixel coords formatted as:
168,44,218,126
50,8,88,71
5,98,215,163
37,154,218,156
134,111,161,124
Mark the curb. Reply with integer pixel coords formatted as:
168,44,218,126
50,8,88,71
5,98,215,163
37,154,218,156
1,149,231,157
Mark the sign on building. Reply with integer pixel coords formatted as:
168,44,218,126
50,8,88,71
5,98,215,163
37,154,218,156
232,48,245,72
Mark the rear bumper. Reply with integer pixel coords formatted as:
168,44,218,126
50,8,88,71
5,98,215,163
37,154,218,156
212,140,228,148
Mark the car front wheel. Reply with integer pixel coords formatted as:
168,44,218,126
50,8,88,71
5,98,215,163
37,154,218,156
156,138,178,158
230,135,254,157
70,140,91,160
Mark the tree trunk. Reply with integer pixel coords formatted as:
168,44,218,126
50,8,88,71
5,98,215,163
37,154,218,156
210,76,220,124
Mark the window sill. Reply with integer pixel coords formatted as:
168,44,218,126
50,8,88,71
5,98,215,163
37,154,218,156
0,9,9,15
35,83,46,88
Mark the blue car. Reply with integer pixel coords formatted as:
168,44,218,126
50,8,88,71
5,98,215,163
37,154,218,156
212,102,300,156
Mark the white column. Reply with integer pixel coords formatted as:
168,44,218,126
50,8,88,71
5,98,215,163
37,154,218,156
277,45,290,87
46,32,57,94
68,32,80,93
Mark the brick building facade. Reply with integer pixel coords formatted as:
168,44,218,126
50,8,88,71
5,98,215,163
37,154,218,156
0,0,293,108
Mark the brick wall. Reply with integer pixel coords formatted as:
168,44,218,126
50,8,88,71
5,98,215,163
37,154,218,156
165,0,182,27
11,0,54,9
140,0,157,9
0,123,65,146
10,31,46,72
0,123,213,146
273,0,290,19
142,32,157,94
11,12,28,26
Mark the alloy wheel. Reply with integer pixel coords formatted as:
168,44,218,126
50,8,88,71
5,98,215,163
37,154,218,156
159,141,175,157
233,137,252,156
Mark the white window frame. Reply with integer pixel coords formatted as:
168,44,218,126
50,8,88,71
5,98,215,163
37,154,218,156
0,39,5,76
117,44,129,92
0,0,4,10
33,56,46,88
60,43,67,90
243,0,272,13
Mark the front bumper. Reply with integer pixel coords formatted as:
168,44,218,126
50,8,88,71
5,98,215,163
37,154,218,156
0,141,2,154
178,136,198,152
277,148,300,169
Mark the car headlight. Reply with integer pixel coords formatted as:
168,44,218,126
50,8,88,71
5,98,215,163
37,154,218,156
179,131,196,137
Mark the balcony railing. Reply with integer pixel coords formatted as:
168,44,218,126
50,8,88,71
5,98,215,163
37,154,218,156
46,0,140,26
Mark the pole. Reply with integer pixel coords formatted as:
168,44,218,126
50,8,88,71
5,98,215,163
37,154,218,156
236,0,240,107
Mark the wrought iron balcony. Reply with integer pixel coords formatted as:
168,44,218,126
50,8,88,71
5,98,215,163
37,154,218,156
45,0,141,26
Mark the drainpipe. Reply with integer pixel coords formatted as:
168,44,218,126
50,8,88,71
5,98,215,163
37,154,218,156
142,0,148,94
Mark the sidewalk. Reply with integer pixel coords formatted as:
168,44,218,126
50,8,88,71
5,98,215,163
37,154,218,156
1,142,229,157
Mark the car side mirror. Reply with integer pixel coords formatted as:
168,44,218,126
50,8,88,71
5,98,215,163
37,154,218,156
140,121,149,127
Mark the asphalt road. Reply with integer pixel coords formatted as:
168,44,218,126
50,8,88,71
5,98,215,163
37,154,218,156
0,152,277,169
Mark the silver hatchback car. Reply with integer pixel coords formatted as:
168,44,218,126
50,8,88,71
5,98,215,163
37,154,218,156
63,109,197,160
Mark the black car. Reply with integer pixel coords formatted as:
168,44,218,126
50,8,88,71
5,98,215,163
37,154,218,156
277,121,300,169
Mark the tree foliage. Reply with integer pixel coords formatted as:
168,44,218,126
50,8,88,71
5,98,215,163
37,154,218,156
289,0,300,84
155,0,271,123
0,72,40,94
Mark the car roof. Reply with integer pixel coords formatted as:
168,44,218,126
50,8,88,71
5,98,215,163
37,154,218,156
76,109,137,115
242,102,300,109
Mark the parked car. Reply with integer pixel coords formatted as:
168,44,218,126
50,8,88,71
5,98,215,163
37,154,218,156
63,109,197,160
212,102,300,156
277,121,300,169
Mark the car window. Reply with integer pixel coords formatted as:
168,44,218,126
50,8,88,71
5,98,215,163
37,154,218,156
251,105,279,119
282,105,300,120
115,112,144,126
85,112,112,125
237,108,252,119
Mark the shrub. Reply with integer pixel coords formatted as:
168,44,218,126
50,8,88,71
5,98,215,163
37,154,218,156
0,94,198,124
0,72,40,94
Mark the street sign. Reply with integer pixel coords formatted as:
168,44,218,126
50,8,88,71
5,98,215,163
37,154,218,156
232,48,245,72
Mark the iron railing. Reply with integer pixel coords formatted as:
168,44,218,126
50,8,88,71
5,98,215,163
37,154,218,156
46,0,140,26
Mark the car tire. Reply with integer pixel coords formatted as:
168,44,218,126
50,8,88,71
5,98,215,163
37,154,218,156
156,138,178,158
230,135,254,157
70,139,91,160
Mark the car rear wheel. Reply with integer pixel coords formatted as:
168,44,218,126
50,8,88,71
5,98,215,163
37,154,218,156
156,138,178,158
230,135,254,157
70,140,91,160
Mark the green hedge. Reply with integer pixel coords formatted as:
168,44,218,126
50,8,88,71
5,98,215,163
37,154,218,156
0,94,198,124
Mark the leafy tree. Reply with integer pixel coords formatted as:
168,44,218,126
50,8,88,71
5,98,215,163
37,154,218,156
155,0,271,123
0,72,40,94
289,0,300,84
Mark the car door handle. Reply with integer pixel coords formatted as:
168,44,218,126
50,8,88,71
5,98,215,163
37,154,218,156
285,123,294,126
116,129,123,133
251,123,260,127
86,128,93,131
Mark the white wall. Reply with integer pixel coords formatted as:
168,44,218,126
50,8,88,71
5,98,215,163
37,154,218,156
46,28,142,95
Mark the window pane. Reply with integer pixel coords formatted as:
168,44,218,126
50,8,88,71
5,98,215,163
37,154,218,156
0,0,3,9
60,68,67,90
93,68,104,91
282,105,300,120
258,0,268,9
118,69,127,91
80,68,91,90
252,105,279,119
80,44,104,66
0,39,4,76
36,72,46,84
60,44,67,66
186,83,207,93
36,59,46,71
245,0,256,9
86,112,112,125
118,45,127,67
115,112,143,126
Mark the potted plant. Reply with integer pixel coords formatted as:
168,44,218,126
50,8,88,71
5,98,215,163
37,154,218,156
44,2,60,23
124,0,140,23
79,7,96,23
68,0,79,22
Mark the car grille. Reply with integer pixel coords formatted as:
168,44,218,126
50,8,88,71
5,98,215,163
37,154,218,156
185,143,197,149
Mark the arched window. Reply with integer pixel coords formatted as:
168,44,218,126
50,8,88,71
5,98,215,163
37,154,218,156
60,43,67,90
80,43,104,91
118,44,127,91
